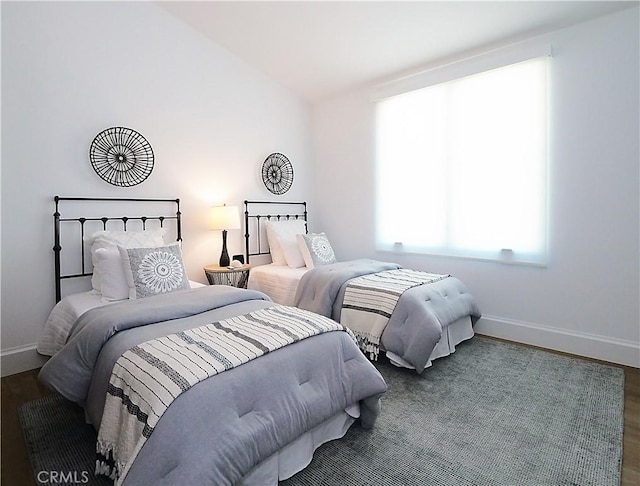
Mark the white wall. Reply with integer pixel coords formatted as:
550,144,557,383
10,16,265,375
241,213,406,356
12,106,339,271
311,8,640,367
1,1,312,375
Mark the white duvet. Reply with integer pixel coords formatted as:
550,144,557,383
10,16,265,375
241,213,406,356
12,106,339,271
247,264,309,305
37,281,206,357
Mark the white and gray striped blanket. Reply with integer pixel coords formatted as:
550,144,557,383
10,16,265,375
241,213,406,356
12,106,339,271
340,269,449,360
96,305,353,484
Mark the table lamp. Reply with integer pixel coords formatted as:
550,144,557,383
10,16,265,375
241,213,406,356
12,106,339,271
210,204,240,267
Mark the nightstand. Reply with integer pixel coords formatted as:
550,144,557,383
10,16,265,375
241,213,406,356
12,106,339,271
203,264,251,289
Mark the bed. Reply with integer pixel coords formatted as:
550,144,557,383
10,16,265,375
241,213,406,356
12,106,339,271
244,200,481,374
37,197,387,485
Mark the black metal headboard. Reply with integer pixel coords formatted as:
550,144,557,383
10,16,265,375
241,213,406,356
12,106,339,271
244,200,307,263
53,196,181,302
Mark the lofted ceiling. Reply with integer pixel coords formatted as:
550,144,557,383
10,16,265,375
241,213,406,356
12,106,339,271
158,1,638,103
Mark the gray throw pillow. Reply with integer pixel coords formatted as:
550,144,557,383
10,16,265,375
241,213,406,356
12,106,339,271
297,232,337,268
118,243,190,299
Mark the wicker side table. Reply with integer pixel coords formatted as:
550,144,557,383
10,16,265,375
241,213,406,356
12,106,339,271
203,264,251,289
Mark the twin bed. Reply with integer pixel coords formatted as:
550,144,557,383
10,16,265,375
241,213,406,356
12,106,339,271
244,200,481,374
37,197,386,486
37,196,480,485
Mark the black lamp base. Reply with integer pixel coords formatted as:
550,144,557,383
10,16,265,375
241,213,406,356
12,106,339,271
219,230,230,267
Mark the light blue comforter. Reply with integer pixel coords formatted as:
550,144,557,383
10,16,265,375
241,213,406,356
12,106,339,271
294,259,482,373
39,285,387,485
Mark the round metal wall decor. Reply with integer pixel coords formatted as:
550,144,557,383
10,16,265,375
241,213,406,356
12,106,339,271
261,152,294,195
89,126,154,187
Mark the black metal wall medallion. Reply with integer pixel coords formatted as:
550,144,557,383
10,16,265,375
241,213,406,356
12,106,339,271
261,152,294,195
89,127,154,187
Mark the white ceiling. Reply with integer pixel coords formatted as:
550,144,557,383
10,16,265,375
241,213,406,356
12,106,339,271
158,1,637,103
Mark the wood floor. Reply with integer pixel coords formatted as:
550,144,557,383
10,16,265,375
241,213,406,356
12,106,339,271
2,342,639,486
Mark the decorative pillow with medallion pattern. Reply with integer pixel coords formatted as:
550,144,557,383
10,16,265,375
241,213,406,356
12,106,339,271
296,232,337,269
118,243,190,299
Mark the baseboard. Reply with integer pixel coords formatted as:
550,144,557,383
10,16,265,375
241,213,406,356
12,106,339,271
475,315,640,368
1,343,48,377
2,318,638,377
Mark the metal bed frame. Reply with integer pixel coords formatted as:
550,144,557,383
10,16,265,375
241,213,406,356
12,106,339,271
53,196,181,302
244,200,307,264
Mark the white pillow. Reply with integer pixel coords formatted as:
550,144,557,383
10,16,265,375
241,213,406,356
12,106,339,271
94,247,129,301
264,219,307,268
118,243,190,300
88,228,167,292
264,221,286,266
297,233,337,269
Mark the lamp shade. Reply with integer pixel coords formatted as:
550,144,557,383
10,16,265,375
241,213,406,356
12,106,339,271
210,205,240,231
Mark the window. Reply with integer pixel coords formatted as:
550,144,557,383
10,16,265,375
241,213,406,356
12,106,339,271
375,52,549,265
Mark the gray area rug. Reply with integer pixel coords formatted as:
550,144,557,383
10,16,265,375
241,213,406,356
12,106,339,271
19,337,624,485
